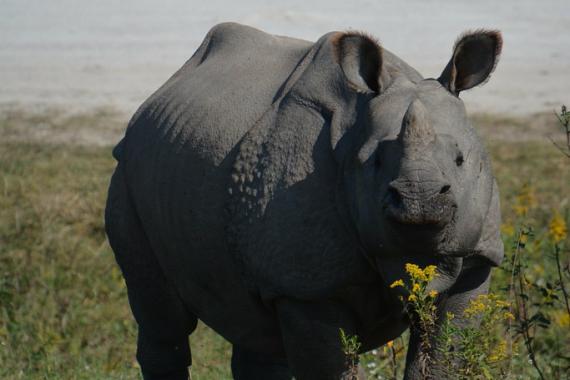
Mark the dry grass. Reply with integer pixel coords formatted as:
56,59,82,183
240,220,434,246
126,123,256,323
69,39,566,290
0,142,232,379
0,109,567,379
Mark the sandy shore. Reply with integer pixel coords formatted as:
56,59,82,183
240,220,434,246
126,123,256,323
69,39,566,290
1,0,569,117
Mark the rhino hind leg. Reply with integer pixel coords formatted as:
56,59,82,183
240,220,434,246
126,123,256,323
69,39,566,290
106,166,198,380
231,345,292,380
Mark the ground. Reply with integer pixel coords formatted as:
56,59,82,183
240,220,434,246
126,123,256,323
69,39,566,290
0,108,568,379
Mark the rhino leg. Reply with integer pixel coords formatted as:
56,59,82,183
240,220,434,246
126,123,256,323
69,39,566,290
106,166,197,380
275,298,363,380
404,264,492,379
230,345,292,380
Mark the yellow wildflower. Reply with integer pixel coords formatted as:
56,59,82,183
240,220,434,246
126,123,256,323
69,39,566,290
488,340,507,363
503,312,515,321
423,265,438,281
464,295,488,317
428,290,438,298
412,283,421,293
513,204,527,217
495,300,510,308
533,264,545,277
404,263,438,282
408,294,417,302
501,223,515,237
405,263,425,281
553,311,570,327
466,301,486,316
513,183,536,217
390,279,404,289
549,212,567,243
387,340,394,348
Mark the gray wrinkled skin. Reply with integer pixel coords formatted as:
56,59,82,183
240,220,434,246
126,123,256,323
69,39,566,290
105,23,504,380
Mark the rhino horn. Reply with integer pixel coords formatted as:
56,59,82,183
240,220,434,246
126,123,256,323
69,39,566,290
398,99,435,152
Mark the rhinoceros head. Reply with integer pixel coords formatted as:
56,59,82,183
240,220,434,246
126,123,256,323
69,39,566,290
336,31,502,273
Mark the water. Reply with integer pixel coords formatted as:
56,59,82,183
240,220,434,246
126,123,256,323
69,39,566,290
1,0,569,115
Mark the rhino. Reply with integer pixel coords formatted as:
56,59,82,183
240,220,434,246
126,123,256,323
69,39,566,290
105,22,504,380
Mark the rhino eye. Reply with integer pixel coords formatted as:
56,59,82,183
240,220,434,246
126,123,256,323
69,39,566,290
455,153,464,167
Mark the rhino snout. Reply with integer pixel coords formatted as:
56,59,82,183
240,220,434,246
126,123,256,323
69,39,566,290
385,179,457,228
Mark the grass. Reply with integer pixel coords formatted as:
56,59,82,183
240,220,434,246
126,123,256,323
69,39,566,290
0,142,232,379
0,110,568,379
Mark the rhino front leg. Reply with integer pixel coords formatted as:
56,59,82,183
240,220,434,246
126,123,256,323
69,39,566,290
404,263,492,380
230,344,292,380
275,298,365,380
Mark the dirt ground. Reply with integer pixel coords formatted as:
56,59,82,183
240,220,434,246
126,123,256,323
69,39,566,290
0,104,566,148
2,2,568,145
2,0,569,116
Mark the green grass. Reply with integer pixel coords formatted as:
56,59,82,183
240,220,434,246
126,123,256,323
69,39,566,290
487,141,570,380
0,111,568,379
0,143,232,379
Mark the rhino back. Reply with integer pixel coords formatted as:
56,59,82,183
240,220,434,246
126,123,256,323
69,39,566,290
382,48,423,83
123,22,312,165
116,23,312,348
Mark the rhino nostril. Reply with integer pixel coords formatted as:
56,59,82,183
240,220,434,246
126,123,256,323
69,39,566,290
439,184,451,195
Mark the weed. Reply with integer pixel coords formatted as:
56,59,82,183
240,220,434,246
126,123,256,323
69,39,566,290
339,328,362,379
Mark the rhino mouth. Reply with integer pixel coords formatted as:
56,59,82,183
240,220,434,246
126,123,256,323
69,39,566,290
382,192,458,251
384,192,457,228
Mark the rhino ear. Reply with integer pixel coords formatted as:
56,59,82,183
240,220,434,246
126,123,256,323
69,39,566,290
438,30,502,95
334,32,384,94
